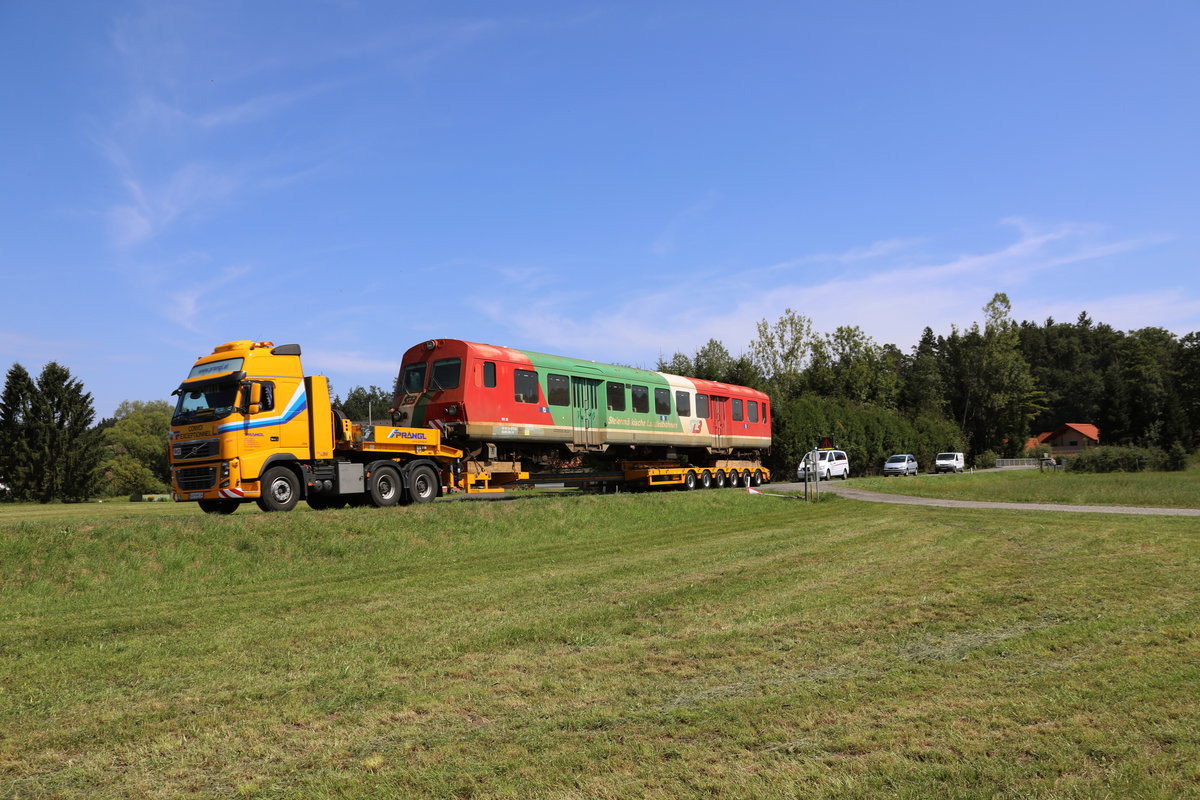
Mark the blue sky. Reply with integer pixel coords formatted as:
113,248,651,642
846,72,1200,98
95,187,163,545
2,1,1198,418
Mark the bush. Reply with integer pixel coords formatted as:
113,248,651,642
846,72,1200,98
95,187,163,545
1067,446,1167,473
1164,442,1190,472
974,450,998,469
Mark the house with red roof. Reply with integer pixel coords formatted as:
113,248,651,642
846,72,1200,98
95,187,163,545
1025,423,1100,456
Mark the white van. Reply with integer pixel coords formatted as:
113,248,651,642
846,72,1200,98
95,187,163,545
797,450,850,481
934,452,965,473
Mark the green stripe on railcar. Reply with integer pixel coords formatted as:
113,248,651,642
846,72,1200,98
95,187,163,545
518,350,685,437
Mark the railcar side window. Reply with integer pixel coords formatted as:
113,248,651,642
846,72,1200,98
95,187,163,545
483,361,496,388
402,363,426,393
514,369,539,404
762,402,769,425
696,394,709,419
632,385,649,414
547,373,570,406
732,398,744,422
654,387,671,416
606,381,626,411
748,400,759,423
430,358,461,391
675,391,691,417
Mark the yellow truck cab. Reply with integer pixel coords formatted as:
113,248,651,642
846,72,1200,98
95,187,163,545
169,341,461,513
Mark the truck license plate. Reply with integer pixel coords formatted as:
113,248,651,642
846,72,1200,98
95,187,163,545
188,492,204,500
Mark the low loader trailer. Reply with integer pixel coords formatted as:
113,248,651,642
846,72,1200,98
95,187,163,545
169,341,767,513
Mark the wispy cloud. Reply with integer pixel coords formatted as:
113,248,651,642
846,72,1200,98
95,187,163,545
463,218,1180,364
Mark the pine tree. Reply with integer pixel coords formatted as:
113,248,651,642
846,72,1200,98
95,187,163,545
0,364,38,501
30,362,101,503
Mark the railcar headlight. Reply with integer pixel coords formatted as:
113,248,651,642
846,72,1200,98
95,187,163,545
445,404,459,416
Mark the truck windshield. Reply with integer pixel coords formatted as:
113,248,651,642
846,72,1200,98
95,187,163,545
172,382,241,424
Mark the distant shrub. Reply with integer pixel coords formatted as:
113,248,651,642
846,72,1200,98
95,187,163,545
1164,442,1190,472
974,450,998,469
1068,446,1167,473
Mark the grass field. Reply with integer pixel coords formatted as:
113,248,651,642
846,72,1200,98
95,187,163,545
2,491,1198,798
848,468,1200,508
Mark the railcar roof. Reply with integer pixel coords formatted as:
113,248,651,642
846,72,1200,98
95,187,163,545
407,338,769,399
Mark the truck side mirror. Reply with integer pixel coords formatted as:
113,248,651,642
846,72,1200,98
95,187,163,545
247,382,263,415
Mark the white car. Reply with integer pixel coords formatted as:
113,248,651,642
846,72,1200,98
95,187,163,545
882,454,919,476
934,452,965,473
797,450,850,481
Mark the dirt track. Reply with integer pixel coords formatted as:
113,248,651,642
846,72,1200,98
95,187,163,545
769,480,1200,517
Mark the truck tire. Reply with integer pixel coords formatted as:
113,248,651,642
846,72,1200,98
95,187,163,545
684,471,697,491
199,499,240,515
715,470,727,489
700,471,713,489
258,467,299,512
368,466,401,507
406,464,439,504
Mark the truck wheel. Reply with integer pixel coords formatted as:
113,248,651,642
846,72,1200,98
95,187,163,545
684,471,697,491
199,499,240,515
407,464,439,504
742,470,752,486
700,471,713,489
728,470,740,487
368,466,401,507
752,471,762,486
257,467,299,512
715,470,727,489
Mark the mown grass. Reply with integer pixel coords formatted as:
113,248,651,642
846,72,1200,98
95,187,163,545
2,491,1198,798
848,468,1200,508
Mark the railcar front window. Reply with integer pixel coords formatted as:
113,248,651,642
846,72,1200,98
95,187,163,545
675,391,691,417
606,382,625,412
401,363,427,394
430,358,461,391
514,370,539,403
172,382,240,424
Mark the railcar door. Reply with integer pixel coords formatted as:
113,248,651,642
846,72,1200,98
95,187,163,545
571,377,602,449
709,395,729,450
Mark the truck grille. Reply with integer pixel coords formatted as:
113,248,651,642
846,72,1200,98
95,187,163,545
172,438,219,461
176,466,217,491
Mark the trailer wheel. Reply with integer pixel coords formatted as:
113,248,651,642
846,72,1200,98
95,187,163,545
199,499,240,515
407,464,439,504
728,470,740,487
715,470,727,489
700,471,713,489
684,471,697,491
368,466,402,507
257,467,299,512
751,470,763,486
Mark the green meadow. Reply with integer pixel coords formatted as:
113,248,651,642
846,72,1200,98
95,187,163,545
1,490,1198,798
850,468,1200,509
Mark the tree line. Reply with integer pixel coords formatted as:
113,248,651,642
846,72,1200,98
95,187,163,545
3,292,1196,500
661,293,1197,475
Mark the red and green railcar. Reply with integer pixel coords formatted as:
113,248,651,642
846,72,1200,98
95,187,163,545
390,339,770,466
